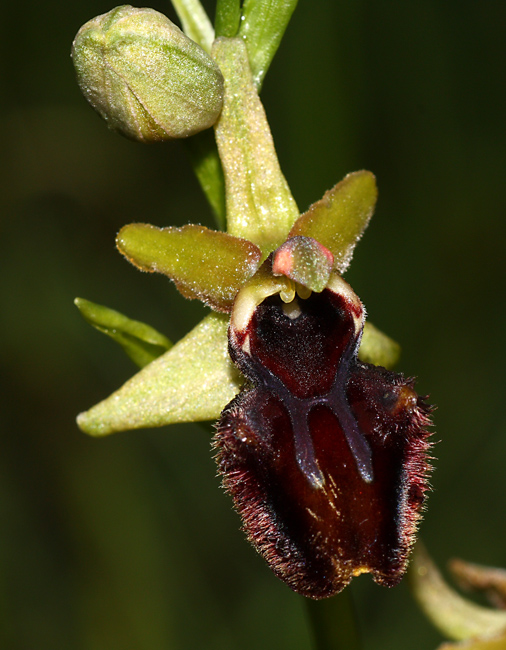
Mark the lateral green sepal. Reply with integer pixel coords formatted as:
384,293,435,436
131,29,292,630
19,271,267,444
77,312,241,436
409,543,506,643
359,322,401,370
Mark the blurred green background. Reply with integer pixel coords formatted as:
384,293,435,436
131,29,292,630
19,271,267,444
1,1,505,648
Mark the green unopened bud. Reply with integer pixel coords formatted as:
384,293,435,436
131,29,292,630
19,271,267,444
71,5,224,142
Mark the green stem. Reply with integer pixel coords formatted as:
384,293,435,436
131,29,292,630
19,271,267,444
305,591,362,650
171,0,214,53
215,0,241,38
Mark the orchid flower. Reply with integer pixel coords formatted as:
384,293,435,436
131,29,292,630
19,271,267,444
73,2,432,599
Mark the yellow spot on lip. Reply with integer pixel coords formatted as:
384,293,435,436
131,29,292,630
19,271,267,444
352,566,369,577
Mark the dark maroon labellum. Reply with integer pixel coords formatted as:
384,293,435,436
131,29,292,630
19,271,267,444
214,268,432,599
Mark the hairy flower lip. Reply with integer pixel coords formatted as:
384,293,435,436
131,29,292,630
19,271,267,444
215,263,433,598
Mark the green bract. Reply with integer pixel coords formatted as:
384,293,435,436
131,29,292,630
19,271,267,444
213,37,299,254
74,298,172,368
238,0,299,90
71,5,224,141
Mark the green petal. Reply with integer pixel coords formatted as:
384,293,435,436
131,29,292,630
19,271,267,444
289,171,378,274
238,0,299,90
77,313,242,436
409,543,506,642
117,224,261,312
75,297,172,368
358,322,401,369
213,37,299,255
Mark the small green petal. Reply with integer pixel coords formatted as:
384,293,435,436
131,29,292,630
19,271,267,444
359,322,401,369
77,313,241,436
409,543,506,642
238,0,299,90
272,236,333,293
75,297,171,368
212,37,299,254
117,223,261,312
289,171,378,274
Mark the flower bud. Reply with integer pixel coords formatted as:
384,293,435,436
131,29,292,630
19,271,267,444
71,5,224,142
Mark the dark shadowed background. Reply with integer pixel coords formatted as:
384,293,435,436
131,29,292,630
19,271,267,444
1,1,505,648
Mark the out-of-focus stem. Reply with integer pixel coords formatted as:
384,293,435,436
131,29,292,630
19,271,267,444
305,591,362,650
184,131,226,229
171,0,214,53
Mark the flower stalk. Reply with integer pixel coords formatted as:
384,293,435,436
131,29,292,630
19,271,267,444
305,592,362,650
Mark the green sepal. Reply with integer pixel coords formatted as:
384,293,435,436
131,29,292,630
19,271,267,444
212,37,299,255
117,223,261,312
75,297,171,368
239,0,298,90
272,236,333,293
409,543,506,643
77,312,242,436
289,171,378,274
358,322,401,369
